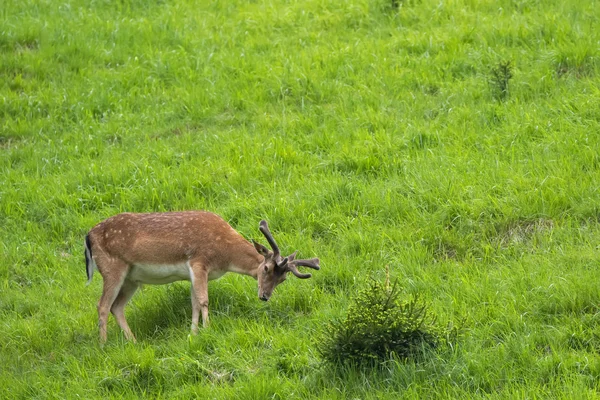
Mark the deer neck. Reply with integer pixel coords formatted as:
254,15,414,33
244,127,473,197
227,241,263,279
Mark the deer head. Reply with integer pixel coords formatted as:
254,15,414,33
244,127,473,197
252,220,320,301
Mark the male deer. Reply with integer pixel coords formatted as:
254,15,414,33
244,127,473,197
84,211,320,343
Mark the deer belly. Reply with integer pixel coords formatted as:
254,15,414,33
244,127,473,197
128,263,191,284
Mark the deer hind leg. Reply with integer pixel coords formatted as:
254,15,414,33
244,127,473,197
97,258,130,343
189,262,209,334
110,279,139,342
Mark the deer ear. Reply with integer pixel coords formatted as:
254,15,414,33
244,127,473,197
252,240,270,257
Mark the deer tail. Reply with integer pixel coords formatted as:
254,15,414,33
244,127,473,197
84,234,95,285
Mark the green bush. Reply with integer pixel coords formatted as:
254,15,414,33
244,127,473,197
489,60,513,101
319,278,453,366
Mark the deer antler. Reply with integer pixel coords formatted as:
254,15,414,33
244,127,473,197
259,220,280,256
259,221,320,278
287,254,320,279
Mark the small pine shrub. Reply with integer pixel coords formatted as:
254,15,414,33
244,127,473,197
489,61,513,101
319,279,452,366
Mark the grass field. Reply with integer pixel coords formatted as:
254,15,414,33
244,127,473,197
2,0,600,397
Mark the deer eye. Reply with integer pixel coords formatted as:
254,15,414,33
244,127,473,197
264,265,269,273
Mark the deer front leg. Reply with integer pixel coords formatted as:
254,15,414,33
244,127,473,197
189,263,209,334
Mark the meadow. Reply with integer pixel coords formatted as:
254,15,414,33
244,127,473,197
2,0,600,397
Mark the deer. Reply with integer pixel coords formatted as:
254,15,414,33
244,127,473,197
84,211,320,343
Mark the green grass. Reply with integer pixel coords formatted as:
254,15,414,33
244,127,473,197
2,0,600,397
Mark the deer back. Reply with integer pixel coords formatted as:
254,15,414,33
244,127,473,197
88,211,252,267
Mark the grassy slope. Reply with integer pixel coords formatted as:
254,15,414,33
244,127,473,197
1,0,600,397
